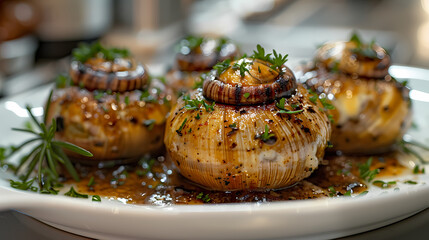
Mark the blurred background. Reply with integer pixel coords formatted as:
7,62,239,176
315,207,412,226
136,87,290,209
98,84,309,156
0,0,428,98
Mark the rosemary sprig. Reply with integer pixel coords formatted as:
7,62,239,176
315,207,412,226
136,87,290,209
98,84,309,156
5,90,92,192
399,139,429,164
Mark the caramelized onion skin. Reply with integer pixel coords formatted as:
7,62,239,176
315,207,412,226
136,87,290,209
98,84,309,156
203,60,296,105
298,40,411,154
315,41,390,79
46,85,170,163
166,39,239,94
70,58,149,92
164,86,331,191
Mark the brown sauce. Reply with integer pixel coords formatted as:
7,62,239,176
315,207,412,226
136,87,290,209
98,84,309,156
71,152,406,205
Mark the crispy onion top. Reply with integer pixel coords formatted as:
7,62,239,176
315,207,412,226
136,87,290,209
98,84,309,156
70,57,149,92
203,58,296,105
315,41,390,79
176,38,238,72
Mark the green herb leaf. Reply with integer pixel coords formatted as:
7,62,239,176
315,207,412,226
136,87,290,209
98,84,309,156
404,180,417,185
176,118,187,136
256,124,275,142
87,176,95,187
243,92,250,99
72,42,130,62
358,157,380,182
373,180,396,188
213,59,231,76
64,186,88,198
10,179,36,191
92,195,101,202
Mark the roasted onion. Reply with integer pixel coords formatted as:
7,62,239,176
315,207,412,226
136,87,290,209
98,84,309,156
166,36,239,95
164,48,331,191
297,34,412,154
46,43,171,163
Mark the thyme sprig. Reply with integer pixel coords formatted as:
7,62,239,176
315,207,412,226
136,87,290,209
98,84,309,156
4,90,92,192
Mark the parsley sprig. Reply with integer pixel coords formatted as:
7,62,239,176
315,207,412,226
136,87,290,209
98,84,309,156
72,42,130,63
3,90,92,192
251,44,288,73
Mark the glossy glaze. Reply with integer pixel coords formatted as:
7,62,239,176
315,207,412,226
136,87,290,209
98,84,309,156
298,40,412,154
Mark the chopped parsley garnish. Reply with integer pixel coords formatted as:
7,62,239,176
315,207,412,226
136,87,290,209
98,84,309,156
143,119,156,130
256,124,275,142
229,123,237,128
404,180,417,185
196,192,211,203
64,186,89,199
213,59,231,76
358,157,380,182
55,74,73,89
275,98,304,114
193,76,205,89
92,195,101,202
413,165,425,174
243,92,250,99
232,60,251,77
348,32,378,59
328,186,337,197
195,113,201,120
177,35,204,52
72,42,130,63
140,89,157,103
182,95,215,112
124,96,130,105
176,118,187,136
373,180,396,188
358,191,369,196
87,176,95,187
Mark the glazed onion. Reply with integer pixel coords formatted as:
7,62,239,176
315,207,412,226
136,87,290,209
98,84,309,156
166,36,239,94
298,35,411,154
164,53,331,191
46,44,171,163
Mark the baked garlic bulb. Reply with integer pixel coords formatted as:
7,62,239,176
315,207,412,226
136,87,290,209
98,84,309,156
166,35,239,95
164,45,331,191
46,43,171,163
297,33,411,154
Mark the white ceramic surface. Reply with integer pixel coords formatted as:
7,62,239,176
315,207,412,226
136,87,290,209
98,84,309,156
0,65,428,240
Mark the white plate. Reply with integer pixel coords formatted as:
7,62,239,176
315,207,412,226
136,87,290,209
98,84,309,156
0,65,429,240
